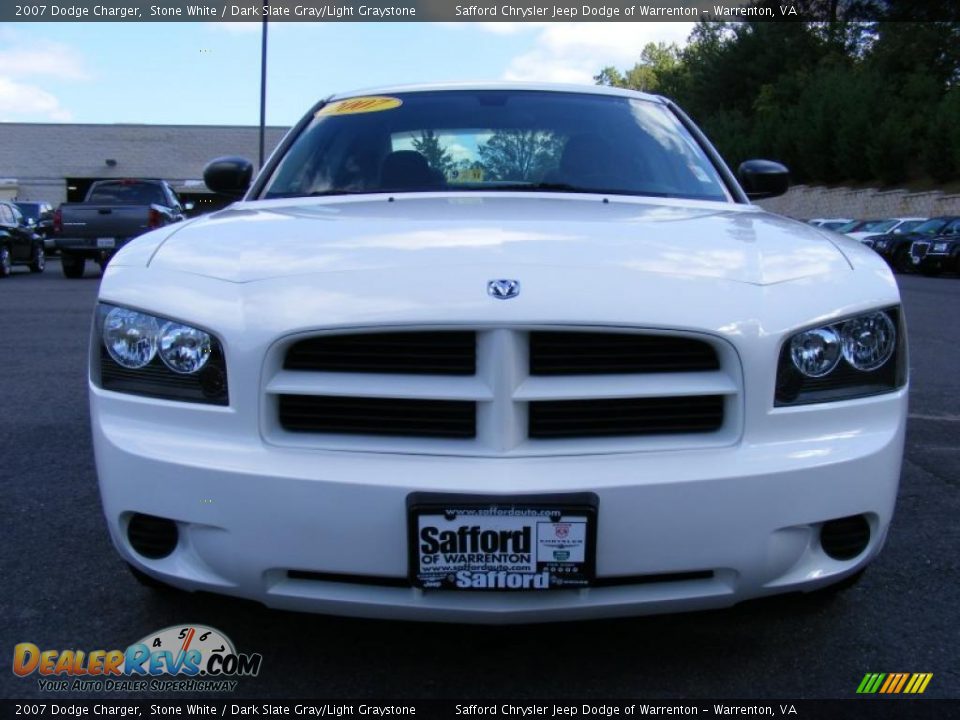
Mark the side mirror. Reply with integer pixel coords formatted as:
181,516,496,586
26,217,36,226
738,159,790,200
203,156,254,198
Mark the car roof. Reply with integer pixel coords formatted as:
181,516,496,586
327,82,664,104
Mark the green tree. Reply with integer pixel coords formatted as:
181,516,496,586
478,131,563,181
411,130,454,176
595,42,686,96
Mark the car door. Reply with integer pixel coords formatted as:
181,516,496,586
0,204,22,260
6,204,33,261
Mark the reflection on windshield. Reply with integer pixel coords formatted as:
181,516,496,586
262,90,729,202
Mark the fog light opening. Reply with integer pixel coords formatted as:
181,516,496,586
127,513,179,559
820,515,871,561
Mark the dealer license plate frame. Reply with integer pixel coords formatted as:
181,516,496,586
407,492,598,591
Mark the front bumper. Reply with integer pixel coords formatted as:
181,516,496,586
92,384,907,623
912,253,951,272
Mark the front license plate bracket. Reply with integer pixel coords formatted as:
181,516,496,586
407,492,598,591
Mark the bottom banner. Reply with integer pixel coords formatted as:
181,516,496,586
1,699,957,720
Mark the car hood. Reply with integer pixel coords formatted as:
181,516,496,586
147,194,852,286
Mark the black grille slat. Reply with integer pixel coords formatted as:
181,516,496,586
530,396,724,439
278,395,475,438
285,331,476,375
531,332,718,375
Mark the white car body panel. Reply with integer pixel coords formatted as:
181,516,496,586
91,85,907,623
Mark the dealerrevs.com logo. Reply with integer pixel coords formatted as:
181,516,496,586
12,625,262,693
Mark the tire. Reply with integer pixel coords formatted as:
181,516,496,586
61,253,85,279
0,245,10,278
29,245,45,273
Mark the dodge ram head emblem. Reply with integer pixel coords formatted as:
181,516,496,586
488,279,520,300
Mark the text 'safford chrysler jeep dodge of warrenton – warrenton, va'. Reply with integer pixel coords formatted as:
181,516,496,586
90,84,908,623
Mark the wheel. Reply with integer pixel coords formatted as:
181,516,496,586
892,248,913,273
0,245,10,278
29,245,45,273
61,253,85,279
126,563,180,594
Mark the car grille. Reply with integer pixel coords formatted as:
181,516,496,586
529,331,718,375
285,331,475,375
528,396,725,439
910,242,930,262
278,395,476,438
266,327,741,456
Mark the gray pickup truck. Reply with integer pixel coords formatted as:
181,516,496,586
53,179,186,278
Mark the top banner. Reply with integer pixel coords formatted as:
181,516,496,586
2,1,904,23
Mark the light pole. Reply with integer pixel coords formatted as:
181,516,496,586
259,3,269,168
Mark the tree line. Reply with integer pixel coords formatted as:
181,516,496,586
596,10,960,187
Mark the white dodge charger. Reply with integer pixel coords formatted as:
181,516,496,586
91,84,907,623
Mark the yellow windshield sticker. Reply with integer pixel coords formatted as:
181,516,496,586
316,96,402,117
447,167,485,183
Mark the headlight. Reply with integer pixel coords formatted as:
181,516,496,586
789,327,841,377
933,242,948,252
103,308,160,369
874,240,888,250
93,304,228,405
775,307,906,406
159,322,212,374
840,313,895,371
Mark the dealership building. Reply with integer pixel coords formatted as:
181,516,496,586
0,122,290,213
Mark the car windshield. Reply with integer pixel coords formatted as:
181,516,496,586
14,203,40,220
860,219,896,233
836,221,863,233
912,218,951,235
261,90,730,202
894,220,923,233
821,221,849,231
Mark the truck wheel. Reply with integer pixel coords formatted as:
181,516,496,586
29,245,46,273
61,254,85,279
0,246,11,278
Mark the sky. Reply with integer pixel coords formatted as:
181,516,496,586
0,22,694,127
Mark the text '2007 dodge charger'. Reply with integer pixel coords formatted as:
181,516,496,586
91,84,907,623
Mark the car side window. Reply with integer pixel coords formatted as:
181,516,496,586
0,205,12,224
944,220,960,235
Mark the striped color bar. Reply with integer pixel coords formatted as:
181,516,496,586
857,673,932,694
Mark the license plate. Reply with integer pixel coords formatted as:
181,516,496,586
407,493,597,591
97,237,116,249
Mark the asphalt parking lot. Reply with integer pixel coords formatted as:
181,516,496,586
1,259,958,700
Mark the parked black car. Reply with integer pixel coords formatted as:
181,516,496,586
865,216,960,272
0,201,45,278
909,231,960,276
13,201,55,247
